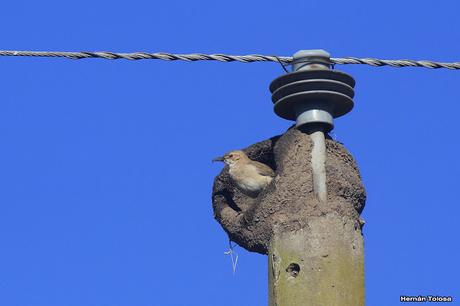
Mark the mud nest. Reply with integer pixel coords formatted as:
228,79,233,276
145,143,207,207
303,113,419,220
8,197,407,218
212,128,366,255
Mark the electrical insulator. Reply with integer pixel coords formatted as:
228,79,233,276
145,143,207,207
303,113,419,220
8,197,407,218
270,50,356,131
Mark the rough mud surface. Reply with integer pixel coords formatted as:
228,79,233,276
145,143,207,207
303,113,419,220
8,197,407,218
212,127,366,255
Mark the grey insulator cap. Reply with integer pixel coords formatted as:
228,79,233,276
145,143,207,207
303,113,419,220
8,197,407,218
292,49,332,71
269,50,355,131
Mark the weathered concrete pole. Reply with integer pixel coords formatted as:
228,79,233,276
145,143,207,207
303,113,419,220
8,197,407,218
212,50,365,306
269,210,364,306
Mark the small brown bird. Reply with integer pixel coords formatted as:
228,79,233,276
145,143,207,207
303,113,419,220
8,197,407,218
213,150,275,197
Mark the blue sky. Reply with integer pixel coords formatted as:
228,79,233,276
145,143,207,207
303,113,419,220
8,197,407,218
1,0,459,305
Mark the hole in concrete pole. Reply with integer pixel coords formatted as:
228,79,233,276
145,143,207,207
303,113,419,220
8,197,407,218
286,263,300,277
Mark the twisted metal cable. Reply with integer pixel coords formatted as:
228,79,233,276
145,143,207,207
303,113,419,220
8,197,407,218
1,50,460,69
0,50,291,63
331,57,460,70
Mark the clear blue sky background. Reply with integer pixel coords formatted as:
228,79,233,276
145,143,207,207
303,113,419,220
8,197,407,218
1,1,459,305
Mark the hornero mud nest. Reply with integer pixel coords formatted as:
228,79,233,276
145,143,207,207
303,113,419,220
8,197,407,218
212,127,366,255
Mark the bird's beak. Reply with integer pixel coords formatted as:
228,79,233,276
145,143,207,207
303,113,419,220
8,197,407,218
212,156,224,162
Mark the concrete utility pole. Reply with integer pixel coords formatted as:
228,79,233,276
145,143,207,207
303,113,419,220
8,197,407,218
212,50,365,306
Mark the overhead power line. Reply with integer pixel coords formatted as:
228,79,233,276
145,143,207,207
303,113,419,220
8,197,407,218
1,50,459,70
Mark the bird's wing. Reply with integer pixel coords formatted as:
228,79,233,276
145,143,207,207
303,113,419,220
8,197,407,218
254,162,275,177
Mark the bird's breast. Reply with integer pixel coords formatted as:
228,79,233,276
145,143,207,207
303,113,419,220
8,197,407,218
229,166,272,195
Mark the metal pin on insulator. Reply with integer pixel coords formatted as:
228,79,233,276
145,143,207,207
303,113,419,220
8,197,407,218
269,50,357,204
269,50,356,131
